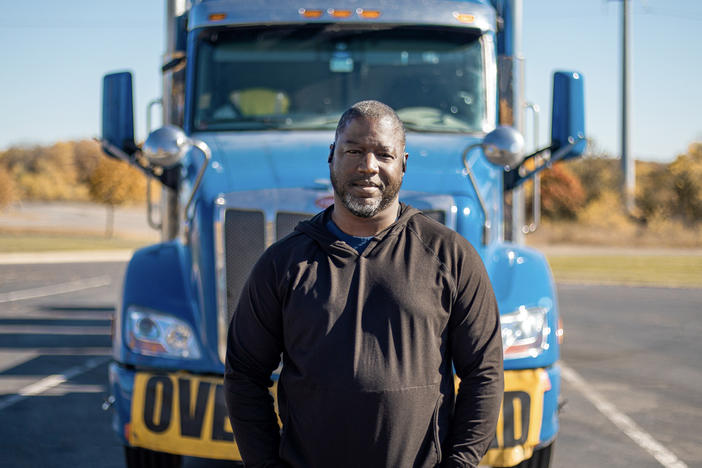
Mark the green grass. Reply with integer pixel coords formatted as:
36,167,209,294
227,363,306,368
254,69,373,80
3,231,701,289
547,254,702,289
0,232,154,253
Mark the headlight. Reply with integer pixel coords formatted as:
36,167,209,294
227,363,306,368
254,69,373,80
501,306,550,359
126,307,201,359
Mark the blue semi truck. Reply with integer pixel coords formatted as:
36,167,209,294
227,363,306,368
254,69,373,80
101,1,585,466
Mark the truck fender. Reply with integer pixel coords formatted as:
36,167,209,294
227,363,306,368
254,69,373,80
114,241,203,368
483,243,560,369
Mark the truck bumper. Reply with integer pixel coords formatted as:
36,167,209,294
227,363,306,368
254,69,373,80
108,362,241,460
481,364,560,467
109,362,558,466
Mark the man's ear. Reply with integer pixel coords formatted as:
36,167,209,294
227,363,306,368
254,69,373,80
402,152,409,173
328,143,335,163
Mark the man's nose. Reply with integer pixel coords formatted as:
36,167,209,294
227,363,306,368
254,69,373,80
358,152,379,173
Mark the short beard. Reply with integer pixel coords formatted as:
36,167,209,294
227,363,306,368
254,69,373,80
330,173,402,219
341,192,384,218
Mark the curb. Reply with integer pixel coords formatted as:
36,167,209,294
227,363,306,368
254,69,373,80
0,250,135,265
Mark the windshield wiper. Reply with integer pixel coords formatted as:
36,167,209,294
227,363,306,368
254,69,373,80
402,120,468,133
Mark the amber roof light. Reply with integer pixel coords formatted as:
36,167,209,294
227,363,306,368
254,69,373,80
357,8,381,18
328,8,353,18
453,12,475,23
298,8,323,18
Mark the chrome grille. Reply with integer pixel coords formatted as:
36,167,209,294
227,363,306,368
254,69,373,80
224,209,266,324
215,188,457,363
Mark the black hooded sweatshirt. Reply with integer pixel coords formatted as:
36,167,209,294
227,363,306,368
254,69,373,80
225,204,503,468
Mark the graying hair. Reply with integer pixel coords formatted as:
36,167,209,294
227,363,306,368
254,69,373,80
334,100,406,149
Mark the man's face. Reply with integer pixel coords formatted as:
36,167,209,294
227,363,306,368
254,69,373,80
329,116,407,218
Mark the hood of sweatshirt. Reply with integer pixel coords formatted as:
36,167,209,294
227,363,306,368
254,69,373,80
294,203,423,257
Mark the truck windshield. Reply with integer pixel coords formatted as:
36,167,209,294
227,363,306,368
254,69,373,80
193,25,486,133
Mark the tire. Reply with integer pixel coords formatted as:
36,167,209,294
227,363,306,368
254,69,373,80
513,442,553,468
124,446,183,468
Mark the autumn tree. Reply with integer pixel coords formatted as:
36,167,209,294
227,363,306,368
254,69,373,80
635,160,673,222
538,162,586,220
73,139,102,184
87,156,146,237
0,164,16,210
2,142,85,200
569,154,619,206
668,142,702,225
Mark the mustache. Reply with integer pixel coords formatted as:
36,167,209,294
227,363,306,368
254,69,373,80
350,178,383,188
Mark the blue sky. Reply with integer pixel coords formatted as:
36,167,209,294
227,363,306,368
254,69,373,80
1,0,700,162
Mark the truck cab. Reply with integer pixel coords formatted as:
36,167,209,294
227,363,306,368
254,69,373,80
102,1,585,467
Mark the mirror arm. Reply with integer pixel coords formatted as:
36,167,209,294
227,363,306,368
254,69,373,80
503,144,552,191
146,177,162,231
184,139,211,221
101,138,180,191
162,55,186,73
100,139,136,163
516,144,554,170
549,137,587,164
507,137,586,190
146,98,163,133
462,143,490,246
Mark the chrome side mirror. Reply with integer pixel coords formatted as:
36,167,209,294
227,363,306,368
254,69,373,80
482,125,525,170
142,125,191,168
142,125,211,220
461,125,526,245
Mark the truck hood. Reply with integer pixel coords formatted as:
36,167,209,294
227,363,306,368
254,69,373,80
194,130,500,200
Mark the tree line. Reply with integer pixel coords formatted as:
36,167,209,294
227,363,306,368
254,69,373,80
538,141,702,227
0,140,147,236
1,138,700,229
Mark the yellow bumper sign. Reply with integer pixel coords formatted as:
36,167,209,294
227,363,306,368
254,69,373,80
481,368,550,467
130,373,241,460
130,368,548,465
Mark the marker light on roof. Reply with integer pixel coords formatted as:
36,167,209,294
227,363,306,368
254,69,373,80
209,13,227,21
453,12,475,23
328,8,353,18
357,8,381,18
298,8,323,18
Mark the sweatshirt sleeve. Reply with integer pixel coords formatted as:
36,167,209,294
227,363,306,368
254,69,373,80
224,251,288,468
442,244,504,468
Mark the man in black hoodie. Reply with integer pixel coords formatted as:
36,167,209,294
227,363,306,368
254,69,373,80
225,100,503,468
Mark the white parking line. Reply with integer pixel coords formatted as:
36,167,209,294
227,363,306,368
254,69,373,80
0,325,110,335
0,250,134,265
0,356,110,411
0,347,111,355
0,276,112,303
561,362,688,468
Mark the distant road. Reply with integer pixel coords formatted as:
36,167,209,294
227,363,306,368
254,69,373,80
0,201,158,241
0,261,700,467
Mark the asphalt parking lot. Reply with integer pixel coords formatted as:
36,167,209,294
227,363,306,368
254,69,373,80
0,259,699,467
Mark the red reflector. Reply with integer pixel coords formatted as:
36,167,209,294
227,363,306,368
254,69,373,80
541,371,552,392
209,13,227,21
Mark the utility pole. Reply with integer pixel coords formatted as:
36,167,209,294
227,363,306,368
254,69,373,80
621,0,635,214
